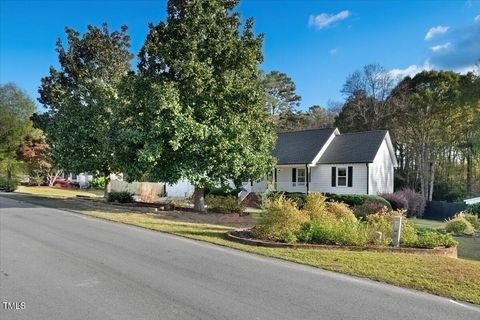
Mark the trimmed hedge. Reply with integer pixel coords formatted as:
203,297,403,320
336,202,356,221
266,192,392,211
107,191,134,203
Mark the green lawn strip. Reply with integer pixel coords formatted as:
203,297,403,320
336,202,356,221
15,186,103,198
455,236,480,261
411,218,446,230
83,211,480,305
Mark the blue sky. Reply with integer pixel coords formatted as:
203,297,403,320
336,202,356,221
1,0,479,112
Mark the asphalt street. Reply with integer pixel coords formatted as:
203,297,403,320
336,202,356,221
0,195,478,320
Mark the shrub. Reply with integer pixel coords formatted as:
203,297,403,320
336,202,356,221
303,193,328,220
205,195,244,214
414,230,458,248
206,186,239,197
324,193,392,209
90,176,106,189
325,202,357,223
298,219,368,246
254,196,309,243
352,202,387,219
107,191,134,203
381,189,426,217
283,192,307,208
457,212,480,230
465,203,480,217
0,177,18,192
400,220,419,247
445,215,475,235
397,189,426,217
381,192,408,212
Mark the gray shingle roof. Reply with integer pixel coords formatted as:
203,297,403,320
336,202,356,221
273,128,336,164
317,130,388,164
273,129,388,165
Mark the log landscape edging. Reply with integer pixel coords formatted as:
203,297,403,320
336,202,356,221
227,230,458,259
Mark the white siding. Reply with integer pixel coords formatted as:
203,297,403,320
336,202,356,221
275,166,308,193
166,180,195,199
310,164,368,194
369,139,394,195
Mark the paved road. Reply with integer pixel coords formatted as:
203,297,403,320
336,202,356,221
0,196,478,320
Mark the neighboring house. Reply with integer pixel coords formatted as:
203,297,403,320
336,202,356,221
464,197,480,205
244,128,398,197
63,172,93,188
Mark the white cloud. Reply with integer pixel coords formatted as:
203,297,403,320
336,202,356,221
431,42,451,52
475,15,480,22
309,10,350,30
389,61,432,79
330,48,338,55
424,26,449,40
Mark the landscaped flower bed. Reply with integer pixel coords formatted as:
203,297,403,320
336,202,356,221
240,194,458,255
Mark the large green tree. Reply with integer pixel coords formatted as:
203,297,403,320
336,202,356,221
134,0,276,211
38,24,133,195
0,83,35,183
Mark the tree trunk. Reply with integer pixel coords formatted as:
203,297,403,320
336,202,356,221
428,161,435,201
466,152,472,197
193,186,206,213
103,173,110,199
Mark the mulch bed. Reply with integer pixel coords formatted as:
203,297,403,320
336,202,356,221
228,229,458,258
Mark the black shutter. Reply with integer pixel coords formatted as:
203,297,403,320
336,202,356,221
292,168,296,182
348,166,353,187
274,168,277,182
331,167,336,187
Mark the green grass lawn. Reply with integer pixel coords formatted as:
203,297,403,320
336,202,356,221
15,186,104,198
5,190,480,304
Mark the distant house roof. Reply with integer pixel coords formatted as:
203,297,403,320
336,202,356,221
317,130,388,164
274,128,392,165
273,128,337,165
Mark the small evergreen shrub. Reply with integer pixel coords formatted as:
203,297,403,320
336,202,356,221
206,186,239,197
445,215,475,235
0,177,18,192
107,191,134,203
254,196,309,243
324,193,392,209
90,176,106,189
205,195,244,214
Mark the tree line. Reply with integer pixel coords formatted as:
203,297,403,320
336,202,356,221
1,0,478,206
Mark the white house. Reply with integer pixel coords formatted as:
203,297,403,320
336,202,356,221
244,128,398,197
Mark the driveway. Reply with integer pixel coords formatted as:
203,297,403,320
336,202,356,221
0,195,478,320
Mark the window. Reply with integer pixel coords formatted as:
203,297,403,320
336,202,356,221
337,167,347,186
297,168,306,186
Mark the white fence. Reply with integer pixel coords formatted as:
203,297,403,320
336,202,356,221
108,180,165,201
